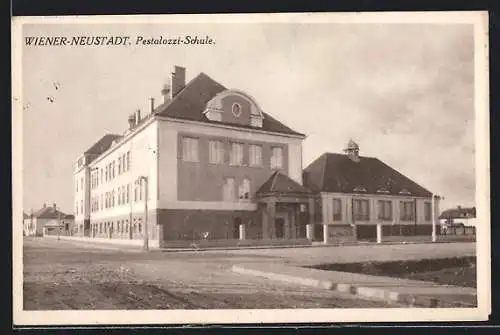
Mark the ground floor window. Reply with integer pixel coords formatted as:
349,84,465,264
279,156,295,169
353,199,370,221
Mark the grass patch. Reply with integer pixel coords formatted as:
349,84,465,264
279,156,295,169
307,256,476,288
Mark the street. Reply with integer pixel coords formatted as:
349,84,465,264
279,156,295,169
22,238,476,310
23,238,395,309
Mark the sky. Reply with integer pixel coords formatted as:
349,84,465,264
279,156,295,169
20,21,476,214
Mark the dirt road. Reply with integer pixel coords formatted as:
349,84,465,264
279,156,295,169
23,238,394,310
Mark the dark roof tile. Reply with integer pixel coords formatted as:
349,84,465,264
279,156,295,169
256,171,312,195
85,134,123,155
303,153,433,197
155,73,304,136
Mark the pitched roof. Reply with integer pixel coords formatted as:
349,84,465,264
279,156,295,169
256,171,312,195
439,206,476,220
154,72,304,136
84,134,123,155
303,153,433,197
32,206,72,219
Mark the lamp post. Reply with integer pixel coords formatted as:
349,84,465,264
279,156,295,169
139,176,149,252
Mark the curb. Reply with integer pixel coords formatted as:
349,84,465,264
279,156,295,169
231,265,476,308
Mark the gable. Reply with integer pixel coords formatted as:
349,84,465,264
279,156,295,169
156,73,303,136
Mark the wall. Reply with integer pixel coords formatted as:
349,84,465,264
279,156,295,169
319,192,435,226
88,120,159,223
177,133,288,202
157,118,304,209
158,208,262,241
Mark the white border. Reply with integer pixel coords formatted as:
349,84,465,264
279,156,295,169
12,11,490,325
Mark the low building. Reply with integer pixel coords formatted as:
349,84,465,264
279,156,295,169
303,140,441,243
24,204,75,237
439,206,477,235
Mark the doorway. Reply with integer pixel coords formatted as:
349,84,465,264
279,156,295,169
233,217,241,239
275,218,285,239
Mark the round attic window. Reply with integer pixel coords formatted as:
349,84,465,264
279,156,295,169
231,103,242,117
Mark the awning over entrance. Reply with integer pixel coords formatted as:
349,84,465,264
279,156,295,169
255,171,316,240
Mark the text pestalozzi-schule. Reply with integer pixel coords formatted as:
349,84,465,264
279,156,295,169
24,35,215,47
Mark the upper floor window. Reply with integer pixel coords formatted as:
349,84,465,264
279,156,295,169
223,177,235,201
118,157,122,174
249,144,262,167
229,143,244,166
209,140,225,164
424,202,432,221
332,198,342,220
400,201,415,221
112,161,116,179
126,184,130,204
378,200,393,221
76,180,78,192
353,199,370,221
80,178,84,190
126,151,130,171
270,147,283,170
182,137,199,162
238,178,251,200
232,103,242,117
100,168,103,183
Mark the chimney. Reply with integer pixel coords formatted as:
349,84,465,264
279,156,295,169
149,98,155,115
161,83,171,104
171,66,186,99
135,109,141,125
128,113,136,130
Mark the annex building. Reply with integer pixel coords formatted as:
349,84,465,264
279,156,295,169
73,66,440,248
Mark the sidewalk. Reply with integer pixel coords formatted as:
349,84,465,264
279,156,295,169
232,262,477,308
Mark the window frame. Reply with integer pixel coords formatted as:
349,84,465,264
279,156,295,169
353,198,370,221
229,142,244,166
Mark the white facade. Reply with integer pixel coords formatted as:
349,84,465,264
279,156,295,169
318,192,440,226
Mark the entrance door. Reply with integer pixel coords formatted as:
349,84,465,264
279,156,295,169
275,218,285,239
313,224,324,242
233,217,241,239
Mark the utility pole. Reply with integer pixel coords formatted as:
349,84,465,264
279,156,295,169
431,194,436,243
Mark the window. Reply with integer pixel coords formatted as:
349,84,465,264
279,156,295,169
76,180,78,192
232,103,242,117
378,200,393,221
100,168,103,183
134,181,138,202
118,157,122,174
182,137,199,162
238,178,251,200
112,161,115,179
270,147,283,169
126,184,130,204
80,200,83,214
126,152,130,171
332,198,342,220
111,190,115,207
229,143,244,166
353,199,370,221
223,178,235,201
424,202,432,221
105,166,108,182
96,171,99,186
249,145,262,167
400,201,416,221
121,186,126,204
209,140,225,164
81,178,84,190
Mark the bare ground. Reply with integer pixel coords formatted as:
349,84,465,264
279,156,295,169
23,238,394,310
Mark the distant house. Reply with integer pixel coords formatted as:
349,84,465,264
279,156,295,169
23,203,75,237
439,206,477,227
302,140,441,242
